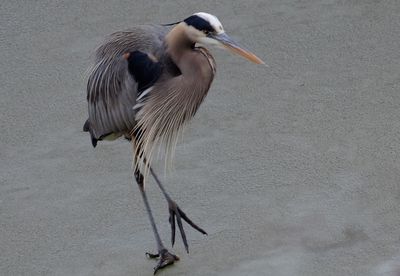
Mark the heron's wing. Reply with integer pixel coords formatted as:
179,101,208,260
85,25,167,146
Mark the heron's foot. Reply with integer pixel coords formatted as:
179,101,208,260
168,200,207,253
146,249,179,274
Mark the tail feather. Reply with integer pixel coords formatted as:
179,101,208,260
83,119,98,148
83,119,90,132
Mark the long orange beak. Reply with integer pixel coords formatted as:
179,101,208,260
212,33,265,65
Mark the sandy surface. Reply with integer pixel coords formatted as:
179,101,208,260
2,0,400,275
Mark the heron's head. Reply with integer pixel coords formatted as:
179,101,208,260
182,12,265,64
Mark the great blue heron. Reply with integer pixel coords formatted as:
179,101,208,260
84,12,264,273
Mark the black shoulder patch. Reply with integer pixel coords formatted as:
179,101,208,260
184,15,214,33
126,51,162,93
163,55,182,77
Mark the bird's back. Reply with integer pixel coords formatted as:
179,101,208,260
85,25,168,146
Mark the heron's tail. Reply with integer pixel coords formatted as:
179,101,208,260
83,119,98,148
83,119,90,132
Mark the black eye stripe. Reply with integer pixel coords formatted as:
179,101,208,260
184,15,215,33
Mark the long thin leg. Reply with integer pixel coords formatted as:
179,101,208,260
135,170,164,252
148,166,207,253
131,133,206,255
134,169,179,274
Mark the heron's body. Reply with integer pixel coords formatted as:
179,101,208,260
83,12,263,273
85,24,215,159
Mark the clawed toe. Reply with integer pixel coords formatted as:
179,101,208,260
147,249,179,275
146,252,160,259
168,201,207,253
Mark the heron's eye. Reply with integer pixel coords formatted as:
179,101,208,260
203,30,210,35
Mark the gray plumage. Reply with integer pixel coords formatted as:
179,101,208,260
85,23,216,170
86,25,166,140
83,12,264,273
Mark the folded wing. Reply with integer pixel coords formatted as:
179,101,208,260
84,25,166,147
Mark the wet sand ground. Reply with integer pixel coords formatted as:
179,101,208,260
1,1,400,275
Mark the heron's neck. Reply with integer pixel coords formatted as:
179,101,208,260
165,23,195,66
165,23,215,95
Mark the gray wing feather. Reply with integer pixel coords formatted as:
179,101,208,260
86,25,167,139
